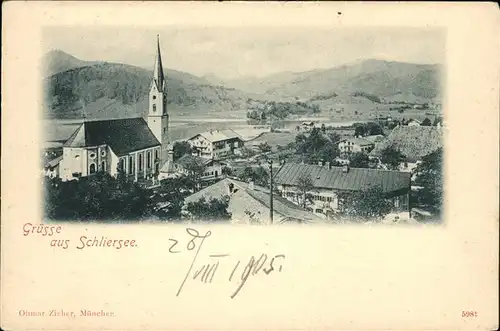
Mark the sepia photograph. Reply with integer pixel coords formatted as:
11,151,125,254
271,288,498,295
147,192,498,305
41,26,445,225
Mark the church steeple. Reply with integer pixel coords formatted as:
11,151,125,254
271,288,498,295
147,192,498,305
147,34,169,169
153,34,165,92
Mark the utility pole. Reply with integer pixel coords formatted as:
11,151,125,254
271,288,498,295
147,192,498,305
268,159,273,224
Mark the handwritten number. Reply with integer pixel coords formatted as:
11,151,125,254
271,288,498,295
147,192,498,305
252,254,267,275
263,254,285,274
229,260,240,282
176,229,212,297
168,238,180,253
186,228,212,251
230,256,255,299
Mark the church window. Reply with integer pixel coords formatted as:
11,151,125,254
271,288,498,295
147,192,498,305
147,152,151,168
139,154,143,171
101,161,106,171
153,95,156,100
129,156,133,174
74,155,80,159
89,163,96,174
155,150,159,161
101,150,106,157
153,104,157,112
89,152,96,159
119,159,125,170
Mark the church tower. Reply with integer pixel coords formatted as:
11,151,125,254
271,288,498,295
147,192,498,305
147,35,169,166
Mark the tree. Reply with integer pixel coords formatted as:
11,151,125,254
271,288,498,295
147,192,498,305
328,132,341,144
173,141,193,160
421,117,432,126
365,122,383,136
295,128,339,164
432,117,442,126
337,185,393,222
238,166,269,187
297,173,314,208
414,148,443,213
153,177,196,220
349,152,370,168
221,166,233,176
182,157,206,190
258,142,272,153
354,125,365,137
185,196,232,222
380,145,405,170
44,172,154,221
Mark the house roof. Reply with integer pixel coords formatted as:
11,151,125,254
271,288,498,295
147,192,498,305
364,135,385,143
176,154,211,167
190,129,242,143
64,117,160,156
408,119,422,124
369,126,443,161
340,137,375,146
44,155,63,168
184,178,324,224
274,163,410,193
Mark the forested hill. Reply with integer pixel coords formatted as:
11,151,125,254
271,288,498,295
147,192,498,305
225,59,442,103
43,53,253,119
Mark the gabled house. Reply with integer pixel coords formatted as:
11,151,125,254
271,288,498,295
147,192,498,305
187,129,244,160
407,119,422,127
274,162,411,218
338,137,375,156
184,178,325,224
369,126,443,172
158,153,227,184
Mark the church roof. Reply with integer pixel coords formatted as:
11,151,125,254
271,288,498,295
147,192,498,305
64,117,160,156
152,35,165,91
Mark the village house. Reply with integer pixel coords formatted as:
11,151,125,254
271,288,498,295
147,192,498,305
407,119,422,127
369,126,443,173
274,162,411,218
159,152,227,185
43,155,63,178
338,137,375,156
47,37,170,187
187,129,244,160
184,178,324,224
300,121,316,132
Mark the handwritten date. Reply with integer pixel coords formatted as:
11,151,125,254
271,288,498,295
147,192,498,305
170,228,285,299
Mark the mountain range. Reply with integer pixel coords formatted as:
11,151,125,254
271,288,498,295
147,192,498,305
43,50,442,120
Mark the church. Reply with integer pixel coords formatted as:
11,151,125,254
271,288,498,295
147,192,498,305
57,36,170,186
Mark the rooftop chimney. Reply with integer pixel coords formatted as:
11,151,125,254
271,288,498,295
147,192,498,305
342,165,349,173
325,161,331,169
318,160,323,166
248,181,254,190
228,182,235,195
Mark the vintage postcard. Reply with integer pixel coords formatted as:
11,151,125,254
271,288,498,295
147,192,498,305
1,2,499,330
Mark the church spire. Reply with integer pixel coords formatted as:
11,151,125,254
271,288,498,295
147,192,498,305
153,34,165,92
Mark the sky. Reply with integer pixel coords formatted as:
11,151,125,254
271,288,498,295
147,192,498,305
43,26,445,80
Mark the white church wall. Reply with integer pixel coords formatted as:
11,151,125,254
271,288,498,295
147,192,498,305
109,148,120,177
60,147,86,181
